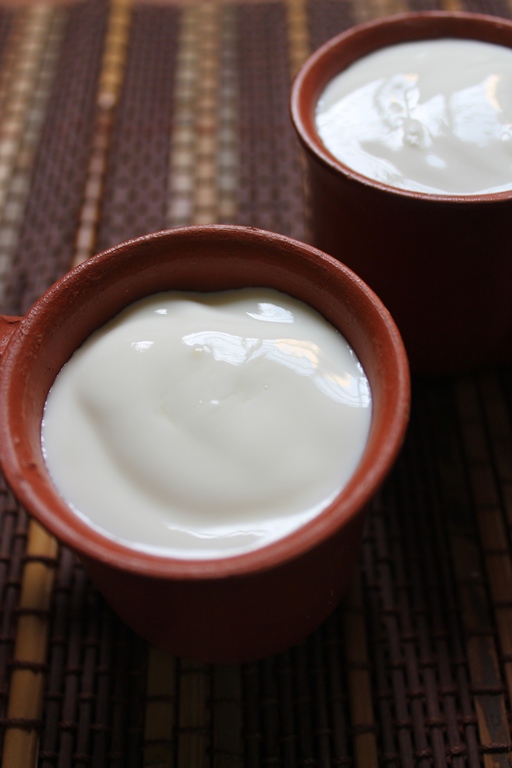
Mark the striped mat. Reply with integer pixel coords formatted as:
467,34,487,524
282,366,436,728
0,0,512,766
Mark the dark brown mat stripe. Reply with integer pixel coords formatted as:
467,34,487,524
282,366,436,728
465,0,511,15
0,9,13,62
1,0,108,316
307,0,355,49
97,5,180,250
236,2,307,241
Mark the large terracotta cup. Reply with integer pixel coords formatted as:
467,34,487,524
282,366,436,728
0,226,409,662
291,12,512,374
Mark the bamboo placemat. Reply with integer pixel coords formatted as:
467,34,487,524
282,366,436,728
0,0,512,765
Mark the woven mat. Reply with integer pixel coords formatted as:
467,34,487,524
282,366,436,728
1,0,512,765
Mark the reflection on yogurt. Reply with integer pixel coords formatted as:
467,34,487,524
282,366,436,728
41,289,372,559
315,38,512,195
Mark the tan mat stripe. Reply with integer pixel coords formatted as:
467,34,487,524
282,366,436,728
167,2,238,226
215,5,238,224
136,0,281,5
286,0,310,77
165,5,198,226
2,523,59,768
189,3,221,225
71,0,133,267
442,0,465,11
0,7,64,303
143,647,177,767
176,660,211,767
342,580,379,768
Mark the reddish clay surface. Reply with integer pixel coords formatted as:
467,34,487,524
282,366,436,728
0,226,409,661
291,12,512,374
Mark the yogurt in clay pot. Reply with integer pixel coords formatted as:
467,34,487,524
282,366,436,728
315,37,512,195
41,288,372,560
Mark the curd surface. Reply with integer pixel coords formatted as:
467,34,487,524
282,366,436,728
315,38,512,195
41,289,372,559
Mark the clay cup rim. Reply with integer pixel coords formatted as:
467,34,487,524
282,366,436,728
0,226,410,581
291,10,512,205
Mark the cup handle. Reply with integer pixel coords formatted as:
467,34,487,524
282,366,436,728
0,315,21,358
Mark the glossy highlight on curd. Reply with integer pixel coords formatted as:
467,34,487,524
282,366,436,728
41,289,372,559
315,38,512,195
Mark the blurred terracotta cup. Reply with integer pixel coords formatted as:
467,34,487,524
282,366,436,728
291,11,512,374
0,226,409,662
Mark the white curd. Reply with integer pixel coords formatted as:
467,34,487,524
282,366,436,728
41,289,372,559
315,38,512,195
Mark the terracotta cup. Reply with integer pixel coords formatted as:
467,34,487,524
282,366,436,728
0,226,409,662
291,11,512,374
